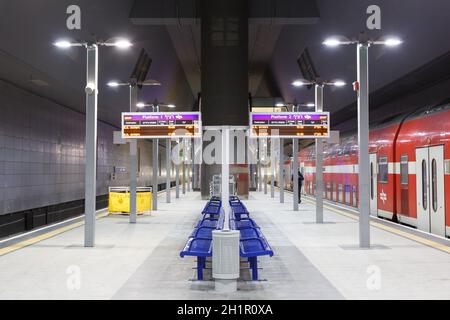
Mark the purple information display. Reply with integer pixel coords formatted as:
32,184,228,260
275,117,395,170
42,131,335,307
250,112,330,138
121,112,202,139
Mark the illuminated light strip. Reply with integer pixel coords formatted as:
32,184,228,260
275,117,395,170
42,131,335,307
302,197,450,254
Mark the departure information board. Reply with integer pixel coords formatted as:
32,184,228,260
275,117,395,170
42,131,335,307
250,112,330,138
121,112,202,139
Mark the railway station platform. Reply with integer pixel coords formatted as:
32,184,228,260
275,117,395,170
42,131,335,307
0,190,449,300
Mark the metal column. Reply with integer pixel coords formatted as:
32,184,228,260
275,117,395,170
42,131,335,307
279,138,284,203
152,139,158,210
187,140,191,192
182,139,186,194
129,85,138,223
293,139,299,211
358,43,371,248
264,138,268,194
222,128,230,230
258,139,262,192
175,139,180,198
270,138,275,198
84,44,98,247
315,84,324,223
166,139,171,203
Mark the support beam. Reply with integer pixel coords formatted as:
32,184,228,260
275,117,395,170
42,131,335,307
270,138,275,198
166,138,171,203
176,140,180,198
315,84,324,223
293,139,299,211
358,43,371,248
182,139,186,194
258,139,262,192
279,138,284,203
152,139,158,210
187,140,191,192
84,44,98,248
129,85,138,224
222,128,230,230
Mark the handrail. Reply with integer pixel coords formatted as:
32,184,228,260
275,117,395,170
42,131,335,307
108,186,152,193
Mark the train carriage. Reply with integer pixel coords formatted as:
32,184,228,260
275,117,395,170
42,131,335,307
287,102,450,238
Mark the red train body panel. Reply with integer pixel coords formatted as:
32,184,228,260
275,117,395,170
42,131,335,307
291,103,450,238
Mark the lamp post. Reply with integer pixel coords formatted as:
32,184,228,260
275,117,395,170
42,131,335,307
291,79,346,219
323,35,402,248
107,79,161,223
54,38,132,247
135,102,176,210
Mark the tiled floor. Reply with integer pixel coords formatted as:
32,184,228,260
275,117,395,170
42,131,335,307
0,190,449,299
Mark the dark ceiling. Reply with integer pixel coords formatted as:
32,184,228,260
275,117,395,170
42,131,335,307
0,0,448,129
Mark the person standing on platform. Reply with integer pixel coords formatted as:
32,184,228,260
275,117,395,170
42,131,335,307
298,170,304,203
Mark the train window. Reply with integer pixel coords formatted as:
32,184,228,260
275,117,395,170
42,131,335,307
344,144,350,156
331,147,336,158
337,147,343,157
352,145,358,156
378,156,388,183
422,160,427,210
400,155,408,185
432,159,437,212
370,163,374,199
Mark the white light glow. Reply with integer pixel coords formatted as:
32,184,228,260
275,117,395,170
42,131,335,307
107,81,120,87
333,81,346,87
167,104,176,108
276,103,285,107
54,40,72,48
114,39,133,49
323,38,341,47
136,102,146,108
306,103,315,107
292,80,305,87
384,38,402,47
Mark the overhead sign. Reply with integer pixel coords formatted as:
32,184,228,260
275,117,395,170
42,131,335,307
121,112,202,139
250,112,330,138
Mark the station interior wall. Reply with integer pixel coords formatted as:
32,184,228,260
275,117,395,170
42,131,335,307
0,80,172,217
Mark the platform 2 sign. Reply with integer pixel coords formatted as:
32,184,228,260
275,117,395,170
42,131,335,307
249,112,330,138
121,112,202,139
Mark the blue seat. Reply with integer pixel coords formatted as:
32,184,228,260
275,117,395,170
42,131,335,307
190,227,214,239
202,205,221,215
234,218,259,229
240,237,274,280
180,238,212,280
239,227,263,240
196,218,219,228
231,206,249,220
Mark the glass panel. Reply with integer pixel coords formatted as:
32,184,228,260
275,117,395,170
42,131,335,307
422,159,427,210
432,159,437,212
378,157,388,183
400,155,408,185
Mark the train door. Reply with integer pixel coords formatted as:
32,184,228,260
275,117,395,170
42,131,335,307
369,153,378,216
415,146,446,236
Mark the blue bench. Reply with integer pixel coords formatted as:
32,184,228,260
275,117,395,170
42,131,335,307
181,196,273,281
180,202,225,280
230,215,273,280
233,218,259,229
240,237,273,280
180,238,212,280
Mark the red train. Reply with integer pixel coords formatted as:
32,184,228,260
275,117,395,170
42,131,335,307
290,102,450,238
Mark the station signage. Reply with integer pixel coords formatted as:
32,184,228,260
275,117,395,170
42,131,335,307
121,112,202,139
249,112,330,138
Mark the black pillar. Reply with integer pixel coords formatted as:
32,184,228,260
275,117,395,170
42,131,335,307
200,0,249,199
